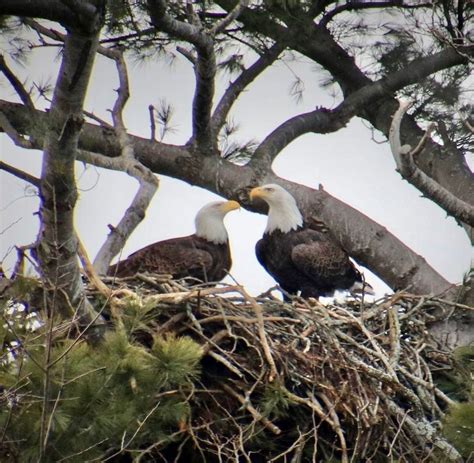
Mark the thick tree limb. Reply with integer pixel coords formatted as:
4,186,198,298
389,100,474,227
0,100,454,296
0,0,100,31
249,45,474,168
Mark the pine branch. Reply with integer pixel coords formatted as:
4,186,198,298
248,45,473,168
320,1,433,27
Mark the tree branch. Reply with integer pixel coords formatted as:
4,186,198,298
147,0,217,153
34,11,105,326
0,100,454,296
0,55,35,110
0,111,34,149
0,0,100,31
211,41,286,135
92,49,159,275
248,45,474,168
210,0,249,36
389,100,474,227
320,1,433,27
249,107,344,170
0,161,40,187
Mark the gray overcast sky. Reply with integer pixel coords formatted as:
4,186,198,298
1,40,472,297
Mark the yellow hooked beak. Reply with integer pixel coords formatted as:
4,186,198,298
249,187,266,201
221,200,240,212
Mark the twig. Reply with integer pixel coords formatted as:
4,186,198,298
221,383,282,435
148,104,156,140
77,236,112,299
387,306,401,367
0,54,35,109
234,284,278,381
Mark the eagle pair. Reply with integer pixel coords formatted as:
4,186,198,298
108,184,369,299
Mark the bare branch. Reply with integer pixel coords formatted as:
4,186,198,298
147,0,217,152
249,107,344,169
176,45,196,64
210,0,249,36
0,55,35,110
0,111,34,149
389,100,474,227
0,161,40,187
212,41,286,134
148,104,156,141
91,49,159,274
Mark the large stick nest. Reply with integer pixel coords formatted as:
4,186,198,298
86,274,468,462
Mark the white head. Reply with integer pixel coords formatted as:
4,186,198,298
195,200,240,244
250,184,303,233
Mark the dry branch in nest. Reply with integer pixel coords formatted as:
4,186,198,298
90,275,467,462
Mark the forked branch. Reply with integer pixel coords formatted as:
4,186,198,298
389,100,474,228
92,49,159,275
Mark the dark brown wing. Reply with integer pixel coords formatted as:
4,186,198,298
291,239,354,282
108,236,213,278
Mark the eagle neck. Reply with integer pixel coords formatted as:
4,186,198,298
266,199,303,234
195,215,228,244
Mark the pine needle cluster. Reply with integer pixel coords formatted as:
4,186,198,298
0,286,202,461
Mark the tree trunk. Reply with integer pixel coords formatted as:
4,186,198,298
35,25,103,324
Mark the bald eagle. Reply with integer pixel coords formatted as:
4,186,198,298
107,200,240,281
250,184,369,299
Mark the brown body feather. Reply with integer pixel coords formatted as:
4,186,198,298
108,235,232,282
256,222,361,299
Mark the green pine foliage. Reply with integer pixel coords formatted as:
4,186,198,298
443,400,474,459
0,297,203,461
260,383,291,419
442,345,474,459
